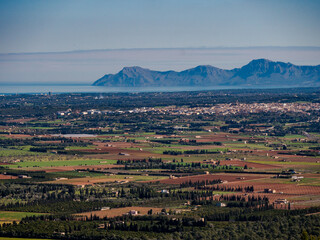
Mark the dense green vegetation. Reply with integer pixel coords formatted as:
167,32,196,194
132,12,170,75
1,207,320,240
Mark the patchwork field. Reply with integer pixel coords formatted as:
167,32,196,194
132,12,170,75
1,90,320,239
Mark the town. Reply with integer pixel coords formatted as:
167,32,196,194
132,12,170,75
58,102,320,117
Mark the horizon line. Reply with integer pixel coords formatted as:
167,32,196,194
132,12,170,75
1,46,320,55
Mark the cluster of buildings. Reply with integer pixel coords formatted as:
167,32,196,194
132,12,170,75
139,102,320,115
209,102,320,115
57,102,320,117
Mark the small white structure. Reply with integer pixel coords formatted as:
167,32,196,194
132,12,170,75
275,199,288,204
129,210,138,215
264,188,276,193
55,177,68,181
101,207,110,211
161,189,169,194
18,175,31,179
216,202,226,207
292,175,304,182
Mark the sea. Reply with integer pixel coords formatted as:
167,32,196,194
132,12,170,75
0,84,305,95
0,84,248,94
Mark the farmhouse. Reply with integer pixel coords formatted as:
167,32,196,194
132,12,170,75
264,188,276,193
129,210,138,215
161,189,169,194
275,199,288,204
98,224,105,229
55,177,68,181
292,176,304,182
216,202,227,207
87,109,101,115
18,175,31,179
101,207,110,211
119,152,130,156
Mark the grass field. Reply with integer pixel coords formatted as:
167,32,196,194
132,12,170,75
27,127,56,130
65,146,96,150
225,143,272,150
50,171,106,178
249,177,320,186
0,238,52,240
0,211,46,223
0,148,46,157
279,134,307,139
287,177,320,187
3,159,118,169
248,160,320,166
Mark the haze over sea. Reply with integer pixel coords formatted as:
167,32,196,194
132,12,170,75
1,84,310,95
0,84,266,94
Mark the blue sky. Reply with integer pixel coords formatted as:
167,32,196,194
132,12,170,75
1,0,319,53
0,0,319,84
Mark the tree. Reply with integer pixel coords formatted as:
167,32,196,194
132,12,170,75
301,229,309,240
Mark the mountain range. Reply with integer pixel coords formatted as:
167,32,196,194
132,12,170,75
92,59,320,88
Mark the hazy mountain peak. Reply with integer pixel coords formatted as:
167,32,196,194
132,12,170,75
249,58,272,63
194,65,218,69
120,66,149,74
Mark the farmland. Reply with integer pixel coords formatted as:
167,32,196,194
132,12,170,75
75,207,164,219
0,211,45,224
0,238,51,240
0,89,320,239
2,159,117,169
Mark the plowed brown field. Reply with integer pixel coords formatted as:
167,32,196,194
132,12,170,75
75,207,163,219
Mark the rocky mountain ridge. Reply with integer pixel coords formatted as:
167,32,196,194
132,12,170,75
93,59,320,87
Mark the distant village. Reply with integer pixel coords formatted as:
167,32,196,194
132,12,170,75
58,102,320,117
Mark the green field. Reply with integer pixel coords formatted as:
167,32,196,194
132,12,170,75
248,160,320,166
51,171,106,178
0,211,46,223
225,143,272,150
0,148,46,157
279,134,307,139
65,146,96,150
0,238,52,240
26,127,56,130
3,159,117,169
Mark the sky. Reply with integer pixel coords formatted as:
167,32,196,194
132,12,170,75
0,0,319,84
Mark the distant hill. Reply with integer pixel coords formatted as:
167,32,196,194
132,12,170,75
92,59,320,88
